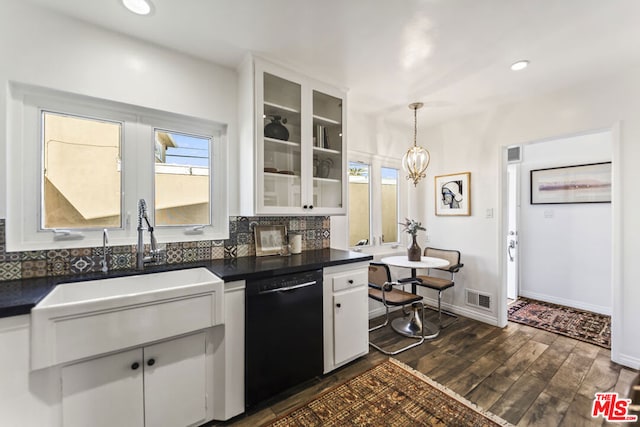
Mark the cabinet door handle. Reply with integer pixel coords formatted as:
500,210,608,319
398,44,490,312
348,279,354,284
309,205,313,209
131,362,140,370
336,303,341,308
303,205,308,209
147,358,156,367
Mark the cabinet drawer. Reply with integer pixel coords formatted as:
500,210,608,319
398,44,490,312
332,270,367,292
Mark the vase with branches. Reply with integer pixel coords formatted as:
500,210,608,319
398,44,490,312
400,218,426,261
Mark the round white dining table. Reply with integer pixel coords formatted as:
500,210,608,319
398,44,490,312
380,255,450,339
381,256,450,292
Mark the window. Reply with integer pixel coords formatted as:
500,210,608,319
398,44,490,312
380,167,399,243
348,154,403,248
7,83,228,250
348,161,370,246
154,130,210,227
42,111,123,229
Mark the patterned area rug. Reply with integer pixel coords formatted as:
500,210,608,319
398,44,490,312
264,358,512,426
508,297,611,349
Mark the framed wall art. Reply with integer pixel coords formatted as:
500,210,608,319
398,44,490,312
530,162,611,204
435,172,471,216
254,225,286,256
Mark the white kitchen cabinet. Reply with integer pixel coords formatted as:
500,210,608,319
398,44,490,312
323,262,369,373
239,56,347,216
62,332,206,427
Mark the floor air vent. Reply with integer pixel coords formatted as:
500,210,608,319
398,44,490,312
465,289,492,310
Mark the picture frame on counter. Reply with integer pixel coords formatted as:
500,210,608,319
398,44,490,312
254,225,287,256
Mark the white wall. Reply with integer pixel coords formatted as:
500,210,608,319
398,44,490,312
0,0,239,219
413,63,640,368
519,132,612,314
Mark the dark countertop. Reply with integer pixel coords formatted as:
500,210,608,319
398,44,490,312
0,248,372,319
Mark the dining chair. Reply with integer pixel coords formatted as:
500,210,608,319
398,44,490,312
368,262,425,355
416,247,464,330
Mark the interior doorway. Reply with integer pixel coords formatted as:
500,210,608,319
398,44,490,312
506,163,519,303
502,130,613,319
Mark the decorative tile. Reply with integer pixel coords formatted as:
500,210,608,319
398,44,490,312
322,229,330,239
0,261,22,280
236,218,250,233
47,249,70,260
0,219,5,245
182,241,197,249
236,244,249,258
112,245,136,254
196,240,212,248
70,248,92,257
70,256,100,274
224,245,237,259
0,245,21,262
21,250,47,261
196,247,211,260
211,246,224,259
289,219,300,231
166,246,183,264
237,232,252,245
21,260,48,279
183,248,198,262
323,217,331,229
111,253,133,270
47,256,70,276
229,220,238,235
212,240,224,247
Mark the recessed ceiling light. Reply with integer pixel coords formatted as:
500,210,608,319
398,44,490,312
122,0,152,15
510,60,530,71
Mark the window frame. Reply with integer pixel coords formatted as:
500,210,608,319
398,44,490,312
347,151,404,249
347,159,372,247
7,82,228,251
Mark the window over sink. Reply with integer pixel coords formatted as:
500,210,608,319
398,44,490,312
7,82,228,250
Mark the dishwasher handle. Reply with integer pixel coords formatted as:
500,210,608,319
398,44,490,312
258,280,317,295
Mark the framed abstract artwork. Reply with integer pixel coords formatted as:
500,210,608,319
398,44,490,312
435,172,471,216
530,162,611,204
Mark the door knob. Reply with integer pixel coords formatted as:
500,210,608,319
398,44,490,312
147,358,156,366
131,362,140,370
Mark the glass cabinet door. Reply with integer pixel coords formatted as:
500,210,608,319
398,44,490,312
312,90,343,210
261,72,302,210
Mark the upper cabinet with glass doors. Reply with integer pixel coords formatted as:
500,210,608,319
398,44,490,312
241,57,346,216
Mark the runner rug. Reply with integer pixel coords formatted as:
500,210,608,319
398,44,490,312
264,358,512,426
508,297,611,349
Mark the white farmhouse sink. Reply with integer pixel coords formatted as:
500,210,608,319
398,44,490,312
31,268,224,370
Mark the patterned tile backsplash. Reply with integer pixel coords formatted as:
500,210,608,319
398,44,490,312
0,216,330,281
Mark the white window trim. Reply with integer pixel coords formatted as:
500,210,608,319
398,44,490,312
7,82,228,251
348,150,405,250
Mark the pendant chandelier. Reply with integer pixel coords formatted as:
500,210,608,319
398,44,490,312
402,102,430,186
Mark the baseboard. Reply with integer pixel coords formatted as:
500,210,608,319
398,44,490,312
519,290,611,315
612,352,640,370
368,299,500,327
421,296,500,326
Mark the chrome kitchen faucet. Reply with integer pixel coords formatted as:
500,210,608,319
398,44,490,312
137,199,158,270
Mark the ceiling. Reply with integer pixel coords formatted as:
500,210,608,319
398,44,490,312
25,0,640,127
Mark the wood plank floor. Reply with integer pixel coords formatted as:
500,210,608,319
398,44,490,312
215,309,638,426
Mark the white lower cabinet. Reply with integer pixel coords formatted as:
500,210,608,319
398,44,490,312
323,262,369,373
62,332,206,427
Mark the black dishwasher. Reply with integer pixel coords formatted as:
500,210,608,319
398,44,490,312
245,269,323,409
